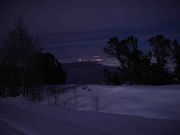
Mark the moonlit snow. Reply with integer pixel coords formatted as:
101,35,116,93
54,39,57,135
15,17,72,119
1,85,180,135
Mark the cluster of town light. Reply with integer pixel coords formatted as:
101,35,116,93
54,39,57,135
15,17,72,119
78,56,103,62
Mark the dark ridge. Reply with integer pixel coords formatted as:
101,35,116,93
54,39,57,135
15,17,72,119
62,62,116,84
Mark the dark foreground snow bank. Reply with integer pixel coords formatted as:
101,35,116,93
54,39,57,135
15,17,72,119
0,96,180,135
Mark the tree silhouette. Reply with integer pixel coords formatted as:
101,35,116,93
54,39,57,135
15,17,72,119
0,17,41,96
103,35,179,85
171,40,180,81
0,18,66,97
29,52,67,85
148,35,173,84
104,36,151,84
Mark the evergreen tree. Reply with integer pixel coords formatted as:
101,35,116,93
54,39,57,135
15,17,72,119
104,36,151,84
103,35,178,85
148,35,173,84
171,40,180,81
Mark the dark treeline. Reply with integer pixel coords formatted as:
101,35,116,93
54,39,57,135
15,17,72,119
104,35,180,85
1,18,180,99
0,18,66,98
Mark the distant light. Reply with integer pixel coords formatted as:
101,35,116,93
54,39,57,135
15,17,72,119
78,58,82,62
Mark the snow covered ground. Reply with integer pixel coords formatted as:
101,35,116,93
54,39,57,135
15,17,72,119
43,84,180,120
1,85,180,135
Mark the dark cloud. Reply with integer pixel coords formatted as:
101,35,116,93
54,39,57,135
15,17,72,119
0,0,180,58
0,0,180,35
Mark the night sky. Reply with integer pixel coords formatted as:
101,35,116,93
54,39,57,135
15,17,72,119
0,0,180,59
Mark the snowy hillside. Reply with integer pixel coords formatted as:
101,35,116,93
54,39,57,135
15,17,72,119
1,85,180,135
41,84,180,120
